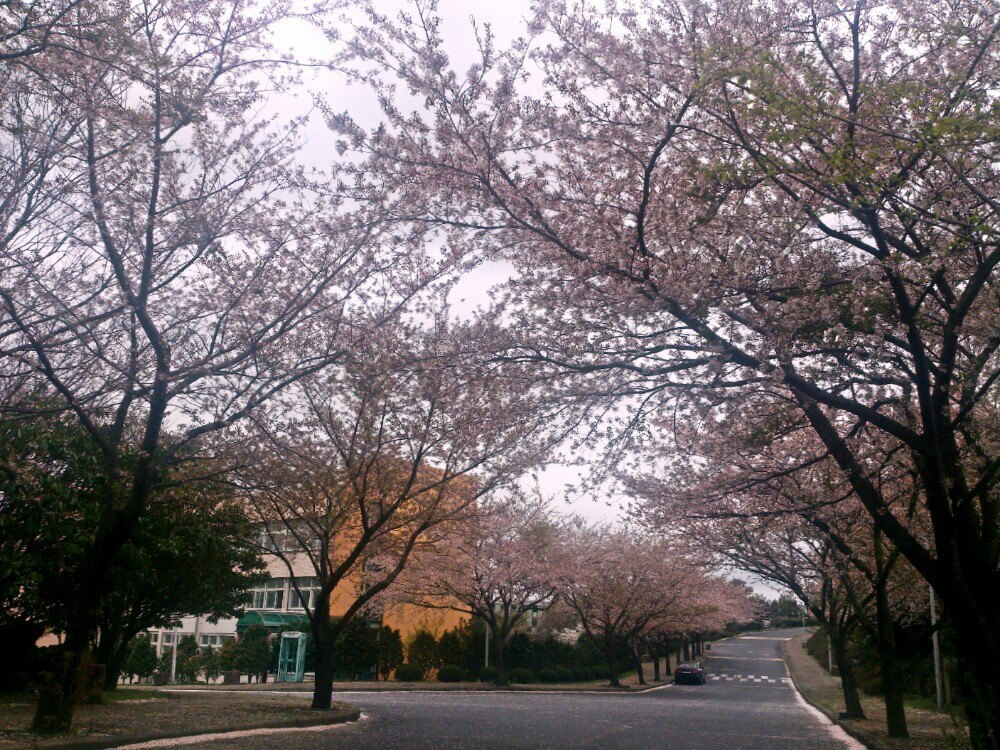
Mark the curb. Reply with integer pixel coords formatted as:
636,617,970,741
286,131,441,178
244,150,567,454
780,640,874,750
161,682,675,698
38,706,361,750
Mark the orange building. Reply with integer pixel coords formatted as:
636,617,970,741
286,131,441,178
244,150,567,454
147,523,468,660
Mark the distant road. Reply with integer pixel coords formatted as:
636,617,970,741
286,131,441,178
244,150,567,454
146,628,859,750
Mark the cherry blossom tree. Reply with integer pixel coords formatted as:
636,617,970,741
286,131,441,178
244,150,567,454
556,525,700,688
628,398,932,735
1,2,92,327
1,0,81,61
238,318,561,709
1,0,433,731
336,3,1000,744
690,507,869,718
399,492,562,686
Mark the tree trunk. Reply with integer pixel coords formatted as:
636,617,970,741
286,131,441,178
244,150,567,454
96,623,135,693
682,637,690,661
632,643,646,685
31,424,165,733
311,615,334,710
493,632,508,687
872,565,907,737
312,655,334,709
652,650,661,682
878,644,908,738
606,641,621,688
829,628,865,720
102,641,129,692
31,622,92,732
950,604,1000,750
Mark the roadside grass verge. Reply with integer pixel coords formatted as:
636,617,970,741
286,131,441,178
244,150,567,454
0,691,356,749
783,635,969,750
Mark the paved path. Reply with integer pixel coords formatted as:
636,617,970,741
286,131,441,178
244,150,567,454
131,628,858,750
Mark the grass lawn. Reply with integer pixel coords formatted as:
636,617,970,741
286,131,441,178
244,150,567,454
782,635,970,750
0,690,355,748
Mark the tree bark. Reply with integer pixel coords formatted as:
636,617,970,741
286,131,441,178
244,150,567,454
32,625,91,732
606,641,621,688
652,649,661,682
493,633,508,687
311,615,334,710
32,401,167,732
102,641,129,692
951,604,1000,750
829,628,865,720
632,643,646,685
871,548,907,738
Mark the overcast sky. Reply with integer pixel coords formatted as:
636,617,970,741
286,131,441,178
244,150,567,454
268,2,782,595
268,1,625,523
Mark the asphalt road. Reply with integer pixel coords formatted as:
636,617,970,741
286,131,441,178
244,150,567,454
139,628,856,750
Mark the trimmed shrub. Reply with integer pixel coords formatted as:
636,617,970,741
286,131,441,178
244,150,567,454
509,667,536,684
537,668,560,683
394,663,424,682
591,665,607,680
437,664,466,683
479,666,499,683
557,668,574,683
407,630,440,679
571,667,588,682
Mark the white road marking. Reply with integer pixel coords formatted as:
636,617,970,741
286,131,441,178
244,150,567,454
736,637,795,641
707,655,785,662
787,685,866,750
703,674,793,685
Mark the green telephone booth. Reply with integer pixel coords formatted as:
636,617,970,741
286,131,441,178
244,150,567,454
277,631,308,683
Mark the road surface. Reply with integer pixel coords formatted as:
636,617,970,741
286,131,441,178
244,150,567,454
131,628,857,750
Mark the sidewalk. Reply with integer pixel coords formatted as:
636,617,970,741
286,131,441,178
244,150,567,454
782,634,965,750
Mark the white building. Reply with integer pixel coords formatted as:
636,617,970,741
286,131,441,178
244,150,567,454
147,540,318,657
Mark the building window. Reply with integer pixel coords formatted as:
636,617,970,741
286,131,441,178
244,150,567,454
199,634,224,648
248,578,286,610
257,527,286,553
256,523,321,554
288,577,320,610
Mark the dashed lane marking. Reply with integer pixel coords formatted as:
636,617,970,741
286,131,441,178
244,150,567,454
735,636,795,641
705,655,785,662
708,674,793,685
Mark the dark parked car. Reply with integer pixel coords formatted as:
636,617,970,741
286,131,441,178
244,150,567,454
674,661,707,685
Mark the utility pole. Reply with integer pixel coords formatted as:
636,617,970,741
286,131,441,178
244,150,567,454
930,585,943,709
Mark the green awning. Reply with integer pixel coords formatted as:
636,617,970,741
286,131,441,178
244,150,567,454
235,611,309,632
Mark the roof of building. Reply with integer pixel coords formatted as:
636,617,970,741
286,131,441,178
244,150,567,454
235,611,310,631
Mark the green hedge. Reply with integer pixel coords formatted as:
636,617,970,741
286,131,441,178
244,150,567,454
437,664,466,682
394,663,424,681
509,667,536,683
